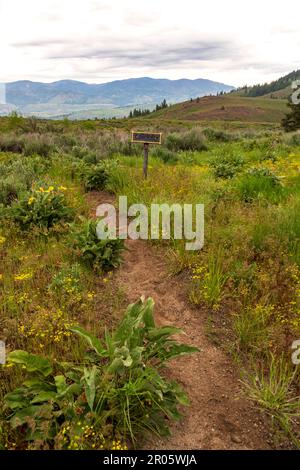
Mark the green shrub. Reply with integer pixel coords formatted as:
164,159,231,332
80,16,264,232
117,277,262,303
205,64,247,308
203,128,236,142
0,134,25,153
71,219,124,271
71,145,103,164
284,132,300,146
10,186,73,230
84,164,109,191
3,298,198,449
151,146,178,164
0,157,47,206
236,168,285,203
0,133,54,157
165,129,207,152
0,176,28,206
82,160,120,191
116,140,140,157
23,136,54,157
211,153,245,179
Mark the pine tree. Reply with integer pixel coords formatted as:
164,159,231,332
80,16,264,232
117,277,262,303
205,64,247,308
282,102,300,131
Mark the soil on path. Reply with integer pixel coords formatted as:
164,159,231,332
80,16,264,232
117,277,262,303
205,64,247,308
88,191,272,450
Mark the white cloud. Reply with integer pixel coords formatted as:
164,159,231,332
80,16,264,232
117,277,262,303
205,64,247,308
0,0,299,86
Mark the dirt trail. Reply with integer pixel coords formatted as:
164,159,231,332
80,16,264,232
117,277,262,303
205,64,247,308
88,192,272,450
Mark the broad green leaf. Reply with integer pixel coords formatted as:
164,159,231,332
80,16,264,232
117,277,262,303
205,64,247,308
56,382,82,399
8,350,52,376
69,326,106,356
5,388,30,410
114,299,145,343
106,357,124,374
142,298,155,328
30,391,57,404
83,366,97,411
147,326,182,340
54,375,67,394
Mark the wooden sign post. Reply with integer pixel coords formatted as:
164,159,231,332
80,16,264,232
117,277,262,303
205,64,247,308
131,131,162,179
143,143,149,179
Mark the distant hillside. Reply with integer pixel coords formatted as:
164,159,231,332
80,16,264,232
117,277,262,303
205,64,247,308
148,94,288,124
1,77,234,118
236,70,300,98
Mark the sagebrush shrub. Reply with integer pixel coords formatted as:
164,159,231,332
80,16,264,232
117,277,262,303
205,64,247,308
151,146,178,164
203,128,236,142
165,129,207,152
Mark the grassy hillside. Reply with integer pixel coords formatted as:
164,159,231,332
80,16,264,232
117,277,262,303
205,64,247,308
148,94,288,125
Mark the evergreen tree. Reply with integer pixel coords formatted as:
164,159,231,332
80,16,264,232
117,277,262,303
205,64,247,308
282,102,300,131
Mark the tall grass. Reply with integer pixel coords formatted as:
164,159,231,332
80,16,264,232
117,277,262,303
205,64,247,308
242,355,300,447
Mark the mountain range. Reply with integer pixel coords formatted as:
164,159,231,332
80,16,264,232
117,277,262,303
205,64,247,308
0,77,234,119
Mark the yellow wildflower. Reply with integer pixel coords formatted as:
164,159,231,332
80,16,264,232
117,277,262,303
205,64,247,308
14,272,33,282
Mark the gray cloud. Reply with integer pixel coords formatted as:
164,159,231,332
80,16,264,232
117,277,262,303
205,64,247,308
13,38,74,48
45,39,239,66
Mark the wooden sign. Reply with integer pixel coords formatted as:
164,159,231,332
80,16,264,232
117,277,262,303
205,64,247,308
131,131,162,145
131,131,162,178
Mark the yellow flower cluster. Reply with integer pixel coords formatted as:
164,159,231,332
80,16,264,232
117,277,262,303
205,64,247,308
111,439,128,451
16,293,30,304
59,423,106,450
37,186,55,193
87,291,96,300
14,272,33,282
18,307,74,347
35,185,67,194
0,236,6,244
28,196,35,205
191,265,207,280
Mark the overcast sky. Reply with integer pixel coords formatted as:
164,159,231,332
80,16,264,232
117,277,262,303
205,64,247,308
0,0,299,86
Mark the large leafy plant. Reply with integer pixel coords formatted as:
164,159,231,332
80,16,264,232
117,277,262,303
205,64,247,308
71,219,124,272
3,298,199,449
82,160,118,192
211,153,245,179
84,164,109,191
10,186,73,230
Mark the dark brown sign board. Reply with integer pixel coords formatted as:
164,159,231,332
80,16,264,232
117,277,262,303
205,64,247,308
131,131,162,145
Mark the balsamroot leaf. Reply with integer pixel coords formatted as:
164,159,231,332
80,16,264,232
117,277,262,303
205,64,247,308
7,350,52,376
